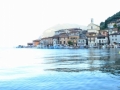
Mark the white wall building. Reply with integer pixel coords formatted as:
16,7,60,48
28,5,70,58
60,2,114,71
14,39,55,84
96,35,108,46
109,33,120,45
77,39,86,46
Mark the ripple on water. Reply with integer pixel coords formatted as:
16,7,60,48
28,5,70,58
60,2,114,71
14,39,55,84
0,48,120,90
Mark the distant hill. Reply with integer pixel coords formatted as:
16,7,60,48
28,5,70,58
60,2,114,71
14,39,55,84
41,23,87,38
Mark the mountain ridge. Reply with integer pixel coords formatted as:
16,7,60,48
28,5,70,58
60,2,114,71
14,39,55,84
41,23,87,38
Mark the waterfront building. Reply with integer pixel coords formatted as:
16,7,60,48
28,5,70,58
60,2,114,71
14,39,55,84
87,32,97,47
77,30,87,46
27,43,33,48
39,37,49,48
99,30,108,36
52,35,60,48
68,30,79,46
55,29,70,35
59,33,69,46
109,33,120,46
96,34,108,46
33,39,40,47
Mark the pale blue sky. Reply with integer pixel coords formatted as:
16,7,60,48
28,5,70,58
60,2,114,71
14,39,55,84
0,0,120,47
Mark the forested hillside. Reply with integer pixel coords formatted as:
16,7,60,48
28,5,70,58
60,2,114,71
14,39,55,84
100,11,120,30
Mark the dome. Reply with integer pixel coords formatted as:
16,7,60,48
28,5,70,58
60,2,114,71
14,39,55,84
41,23,87,38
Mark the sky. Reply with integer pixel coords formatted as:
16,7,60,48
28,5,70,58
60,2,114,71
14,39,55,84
0,0,120,47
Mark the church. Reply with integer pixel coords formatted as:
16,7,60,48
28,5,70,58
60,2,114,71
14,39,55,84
87,19,100,47
87,18,100,33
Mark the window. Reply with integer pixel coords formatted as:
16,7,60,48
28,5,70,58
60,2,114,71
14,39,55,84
112,39,114,41
60,41,62,44
99,40,100,43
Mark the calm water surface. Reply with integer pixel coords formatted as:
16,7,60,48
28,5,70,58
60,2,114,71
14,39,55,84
0,48,120,90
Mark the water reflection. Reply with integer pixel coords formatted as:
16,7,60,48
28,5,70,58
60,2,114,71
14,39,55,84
44,48,120,76
0,48,120,90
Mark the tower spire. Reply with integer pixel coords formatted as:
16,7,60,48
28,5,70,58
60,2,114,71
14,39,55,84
91,18,93,23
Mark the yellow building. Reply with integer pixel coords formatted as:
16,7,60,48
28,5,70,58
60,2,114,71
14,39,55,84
68,30,79,46
59,33,69,45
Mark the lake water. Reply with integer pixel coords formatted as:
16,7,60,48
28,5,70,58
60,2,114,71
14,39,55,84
0,48,120,90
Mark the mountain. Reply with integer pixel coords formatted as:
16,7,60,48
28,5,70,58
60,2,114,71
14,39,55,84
41,23,87,38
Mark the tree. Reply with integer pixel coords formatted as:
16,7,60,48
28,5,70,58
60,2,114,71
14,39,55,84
118,26,120,32
68,41,73,46
113,23,117,28
100,22,105,30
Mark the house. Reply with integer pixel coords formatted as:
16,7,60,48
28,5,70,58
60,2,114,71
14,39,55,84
27,43,33,48
55,29,70,35
68,30,79,46
77,30,87,46
109,33,120,45
87,32,97,47
33,39,40,47
39,37,49,48
107,22,115,29
96,34,108,46
59,33,69,46
99,30,108,36
52,35,60,48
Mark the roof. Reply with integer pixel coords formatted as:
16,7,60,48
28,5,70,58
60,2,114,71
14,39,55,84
110,33,120,35
87,32,96,34
87,23,100,27
87,36,96,38
52,35,60,38
27,43,33,45
69,30,80,33
33,39,40,42
59,33,69,38
55,29,65,32
97,34,106,38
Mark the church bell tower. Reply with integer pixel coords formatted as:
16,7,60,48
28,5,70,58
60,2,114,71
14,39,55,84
91,18,93,23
